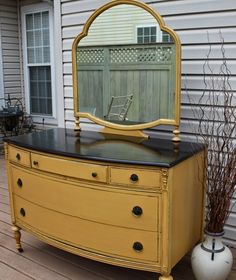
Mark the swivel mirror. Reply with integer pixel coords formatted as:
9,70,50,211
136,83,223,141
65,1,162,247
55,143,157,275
72,0,181,140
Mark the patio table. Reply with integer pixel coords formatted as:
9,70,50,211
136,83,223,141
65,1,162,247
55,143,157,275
0,110,23,136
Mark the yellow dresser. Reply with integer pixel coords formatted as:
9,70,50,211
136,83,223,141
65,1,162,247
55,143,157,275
4,128,205,279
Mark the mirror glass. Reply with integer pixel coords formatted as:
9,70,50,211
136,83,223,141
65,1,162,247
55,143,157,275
76,4,176,125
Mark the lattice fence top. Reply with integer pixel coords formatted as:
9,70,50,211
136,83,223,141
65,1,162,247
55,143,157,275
110,46,173,63
77,48,105,64
77,45,174,65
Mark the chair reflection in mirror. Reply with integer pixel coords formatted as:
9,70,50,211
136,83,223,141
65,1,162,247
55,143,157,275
105,94,133,121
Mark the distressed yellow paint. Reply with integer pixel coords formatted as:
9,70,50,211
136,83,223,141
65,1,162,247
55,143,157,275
14,195,159,262
6,144,205,279
11,165,159,231
31,152,108,183
8,145,31,167
170,151,205,267
110,166,161,189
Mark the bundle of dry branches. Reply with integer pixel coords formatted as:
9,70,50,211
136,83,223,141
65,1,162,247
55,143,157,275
193,33,236,233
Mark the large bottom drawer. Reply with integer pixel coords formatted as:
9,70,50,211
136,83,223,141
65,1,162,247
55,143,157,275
14,195,159,263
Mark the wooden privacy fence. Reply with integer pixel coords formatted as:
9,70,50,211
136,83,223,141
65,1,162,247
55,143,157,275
76,44,176,123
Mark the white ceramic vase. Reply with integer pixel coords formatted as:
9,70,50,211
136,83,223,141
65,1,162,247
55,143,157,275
191,231,233,280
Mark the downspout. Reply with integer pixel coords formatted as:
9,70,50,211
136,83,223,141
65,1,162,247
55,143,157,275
17,0,25,110
52,0,66,127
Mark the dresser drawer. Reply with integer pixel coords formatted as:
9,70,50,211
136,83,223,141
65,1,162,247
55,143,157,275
110,167,161,189
14,195,158,262
8,146,31,167
31,152,108,183
11,166,158,231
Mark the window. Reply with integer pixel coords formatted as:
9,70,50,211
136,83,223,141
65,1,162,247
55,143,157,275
137,26,157,44
162,31,173,43
22,4,55,118
137,27,174,44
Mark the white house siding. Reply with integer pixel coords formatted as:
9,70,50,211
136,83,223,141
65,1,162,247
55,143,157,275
0,28,4,106
60,0,236,246
20,0,42,5
0,0,22,102
79,4,161,46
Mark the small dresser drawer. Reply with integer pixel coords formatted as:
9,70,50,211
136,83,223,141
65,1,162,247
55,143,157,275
31,153,108,183
14,195,158,262
8,146,31,167
110,167,161,189
11,166,158,231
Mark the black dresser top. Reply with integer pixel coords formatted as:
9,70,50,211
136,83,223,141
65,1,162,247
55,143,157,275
4,128,205,168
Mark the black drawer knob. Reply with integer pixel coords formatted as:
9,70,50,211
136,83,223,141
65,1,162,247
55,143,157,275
20,208,25,217
17,178,23,188
16,153,21,160
133,242,143,252
132,206,143,217
92,172,97,178
130,174,139,182
33,161,39,166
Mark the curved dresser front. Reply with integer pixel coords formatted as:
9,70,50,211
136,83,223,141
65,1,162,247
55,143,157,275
4,128,205,279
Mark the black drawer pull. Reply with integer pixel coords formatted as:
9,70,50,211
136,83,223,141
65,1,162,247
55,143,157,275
33,161,39,166
20,208,25,217
132,206,143,217
130,174,139,182
16,153,21,160
17,178,23,188
133,242,143,252
92,172,97,178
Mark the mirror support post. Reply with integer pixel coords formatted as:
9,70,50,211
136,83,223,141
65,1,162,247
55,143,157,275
172,127,180,142
74,116,81,131
102,127,149,140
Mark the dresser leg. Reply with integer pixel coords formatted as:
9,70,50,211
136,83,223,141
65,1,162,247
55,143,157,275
12,225,23,252
159,274,173,280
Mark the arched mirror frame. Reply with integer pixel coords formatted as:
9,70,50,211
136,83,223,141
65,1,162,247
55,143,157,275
72,0,181,141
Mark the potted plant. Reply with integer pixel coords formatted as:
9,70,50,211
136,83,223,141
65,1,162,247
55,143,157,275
189,34,235,280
